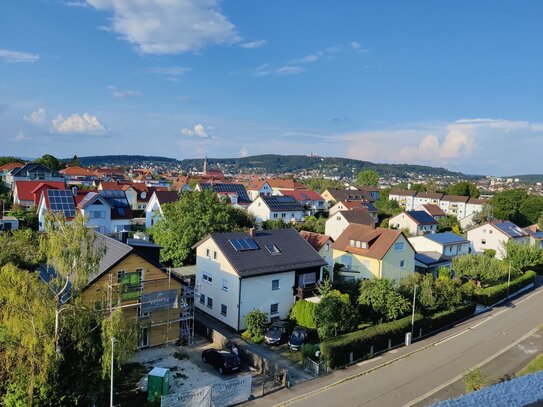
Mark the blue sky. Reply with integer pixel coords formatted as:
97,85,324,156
1,1,542,175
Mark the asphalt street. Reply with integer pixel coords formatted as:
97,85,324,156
246,277,543,407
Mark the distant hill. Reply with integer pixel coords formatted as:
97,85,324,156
73,154,466,179
506,174,543,184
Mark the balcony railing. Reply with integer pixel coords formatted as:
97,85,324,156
296,285,317,299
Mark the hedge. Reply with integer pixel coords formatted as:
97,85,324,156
290,299,316,329
474,270,536,306
321,304,476,369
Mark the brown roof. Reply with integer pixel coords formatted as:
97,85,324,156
415,192,443,200
418,204,446,217
60,166,95,176
467,198,486,205
337,210,374,226
333,224,404,260
266,178,307,190
323,189,372,202
246,180,269,191
299,231,332,251
0,162,24,171
390,189,417,197
154,191,180,205
442,195,470,203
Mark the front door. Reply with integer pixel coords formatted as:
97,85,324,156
139,327,150,348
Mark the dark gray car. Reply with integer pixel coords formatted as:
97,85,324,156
264,321,288,345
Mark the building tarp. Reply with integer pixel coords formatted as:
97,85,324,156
141,289,178,313
120,272,141,301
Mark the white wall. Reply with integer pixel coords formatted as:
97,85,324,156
467,225,510,259
145,195,162,229
81,203,112,234
389,194,415,211
247,197,304,223
325,213,349,241
408,236,470,257
381,234,415,281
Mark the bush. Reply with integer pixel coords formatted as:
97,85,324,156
419,304,476,333
320,314,424,368
244,309,269,337
301,344,318,363
483,249,496,258
474,270,536,306
290,300,316,329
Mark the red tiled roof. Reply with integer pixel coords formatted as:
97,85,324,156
333,224,404,260
60,166,95,176
99,181,124,190
299,231,332,251
0,162,24,172
266,178,308,190
279,189,323,201
247,180,269,191
15,181,66,203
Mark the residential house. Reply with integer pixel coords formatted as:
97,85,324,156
0,162,24,184
60,166,99,186
413,192,444,208
389,211,438,236
265,178,308,195
328,200,378,223
92,167,126,182
278,189,327,216
325,210,376,241
414,203,447,220
13,180,66,209
332,224,415,282
439,195,470,219
193,228,326,331
299,230,334,272
388,190,417,210
0,202,19,232
349,186,380,201
99,182,138,209
247,195,305,224
38,233,182,348
320,188,374,207
145,191,180,228
460,198,487,228
523,225,543,249
5,163,64,188
414,252,452,275
196,182,251,208
246,180,273,201
467,221,530,259
409,232,470,258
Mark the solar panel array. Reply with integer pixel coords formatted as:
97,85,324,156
261,195,304,211
47,189,76,218
229,237,260,251
495,222,527,238
99,190,130,208
77,192,98,208
200,183,250,203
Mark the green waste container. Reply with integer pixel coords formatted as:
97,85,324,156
147,367,170,402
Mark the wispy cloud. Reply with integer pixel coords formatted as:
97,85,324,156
275,66,305,75
240,39,267,49
0,49,39,63
239,146,249,157
63,1,91,8
107,85,140,98
23,108,47,125
86,0,240,55
252,64,305,77
351,41,368,53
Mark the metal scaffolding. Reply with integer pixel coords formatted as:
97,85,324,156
179,282,195,344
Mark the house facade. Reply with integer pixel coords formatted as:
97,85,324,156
467,221,530,259
5,163,64,188
13,180,66,209
413,192,444,208
389,211,438,236
408,232,470,258
332,224,415,282
247,195,305,224
145,191,179,229
193,228,326,331
388,190,417,210
325,210,375,241
299,231,334,272
246,180,273,201
278,189,327,216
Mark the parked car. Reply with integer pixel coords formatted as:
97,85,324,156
288,326,307,350
265,321,289,345
201,349,241,375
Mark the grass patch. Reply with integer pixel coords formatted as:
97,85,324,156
173,351,189,361
517,354,543,377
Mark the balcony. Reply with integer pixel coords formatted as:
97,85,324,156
296,285,317,299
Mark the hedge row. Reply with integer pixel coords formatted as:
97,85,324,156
475,270,536,306
321,304,476,369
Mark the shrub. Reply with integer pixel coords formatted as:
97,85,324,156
301,344,318,363
474,270,536,306
419,304,476,332
483,249,496,258
290,300,316,329
244,309,269,337
463,368,489,393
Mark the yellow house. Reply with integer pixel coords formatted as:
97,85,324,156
41,233,182,348
332,224,415,282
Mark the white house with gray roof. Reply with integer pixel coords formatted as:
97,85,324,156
193,228,326,331
247,195,305,224
467,221,530,259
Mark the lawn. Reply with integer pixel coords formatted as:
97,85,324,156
517,354,543,377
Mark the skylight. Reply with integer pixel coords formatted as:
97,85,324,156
265,245,281,254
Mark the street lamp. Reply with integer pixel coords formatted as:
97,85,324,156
410,284,418,342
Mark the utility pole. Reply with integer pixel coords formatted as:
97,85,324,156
110,337,115,407
410,284,418,341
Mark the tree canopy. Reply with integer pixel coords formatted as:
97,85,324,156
489,189,543,227
358,279,410,323
355,169,380,187
149,190,254,266
33,154,63,171
314,290,356,339
0,157,24,167
445,181,480,198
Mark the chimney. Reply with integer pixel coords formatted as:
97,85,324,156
71,186,78,196
120,230,129,244
248,227,255,237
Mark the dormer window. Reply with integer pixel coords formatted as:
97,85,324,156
361,242,368,249
355,241,361,248
349,239,355,246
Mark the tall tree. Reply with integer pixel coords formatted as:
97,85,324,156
34,154,62,171
314,291,355,339
445,181,480,198
358,279,410,322
67,155,81,167
149,190,252,266
355,170,380,187
490,189,528,224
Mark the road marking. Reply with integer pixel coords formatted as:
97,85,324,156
401,326,541,407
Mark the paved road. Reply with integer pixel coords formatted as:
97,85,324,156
246,278,543,407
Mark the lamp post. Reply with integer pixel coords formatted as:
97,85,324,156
110,337,116,407
410,284,418,342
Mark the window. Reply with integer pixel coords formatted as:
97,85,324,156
361,242,368,249
349,239,355,246
270,303,279,314
481,239,486,245
394,242,405,251
483,229,486,233
272,279,280,290
90,211,105,219
273,213,278,219
325,243,330,251
355,241,361,248
300,273,316,287
336,216,341,220
206,248,210,257
489,230,493,234
221,304,227,317
207,297,213,309
281,213,286,218
222,279,228,292
203,272,213,283
199,294,205,305
213,251,217,260
400,260,406,268
266,245,281,254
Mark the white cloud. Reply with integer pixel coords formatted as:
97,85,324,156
107,85,140,98
240,40,267,49
15,131,27,141
239,146,248,157
252,64,273,77
86,0,239,55
51,113,107,135
23,108,47,125
351,41,368,53
275,66,305,75
0,49,39,63
181,123,209,138
64,1,91,7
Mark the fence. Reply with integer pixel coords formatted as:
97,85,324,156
304,358,329,377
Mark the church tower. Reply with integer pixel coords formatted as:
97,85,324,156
203,157,208,175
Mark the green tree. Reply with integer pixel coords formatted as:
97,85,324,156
262,218,290,230
290,300,316,329
519,195,543,226
293,216,326,234
67,155,81,167
0,157,24,167
358,279,411,322
538,212,543,230
244,309,269,338
504,240,543,272
314,292,355,339
445,182,480,198
149,190,251,266
437,215,460,232
305,178,343,193
490,189,531,226
34,154,62,171
100,308,137,379
452,254,512,284
374,188,402,217
355,170,380,187
0,228,41,269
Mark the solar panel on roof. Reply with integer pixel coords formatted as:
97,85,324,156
229,238,260,252
47,189,76,218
